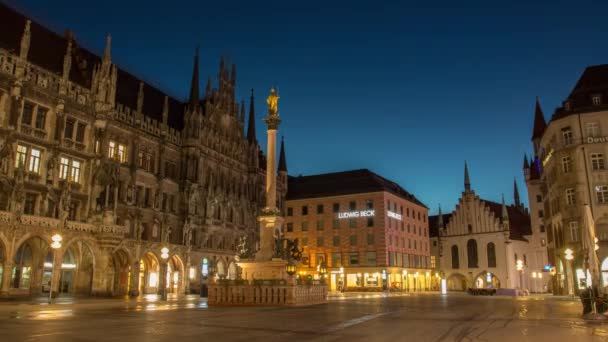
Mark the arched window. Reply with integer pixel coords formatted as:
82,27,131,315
451,245,459,269
467,239,478,268
487,242,496,268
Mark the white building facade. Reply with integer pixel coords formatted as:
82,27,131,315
433,163,549,292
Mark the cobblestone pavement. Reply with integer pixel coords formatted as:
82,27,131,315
0,293,605,341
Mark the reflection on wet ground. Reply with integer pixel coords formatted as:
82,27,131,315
0,294,605,341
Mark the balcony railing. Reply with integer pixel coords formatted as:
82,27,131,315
1,211,127,235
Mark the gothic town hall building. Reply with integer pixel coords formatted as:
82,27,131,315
0,4,287,298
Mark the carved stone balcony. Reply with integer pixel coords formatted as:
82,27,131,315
0,211,128,236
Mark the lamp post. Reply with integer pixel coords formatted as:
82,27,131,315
319,262,327,283
516,260,523,291
160,247,169,301
565,248,574,296
48,234,62,304
286,261,296,276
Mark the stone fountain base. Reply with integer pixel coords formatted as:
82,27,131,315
207,258,327,306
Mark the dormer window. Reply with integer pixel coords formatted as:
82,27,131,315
564,101,571,111
592,95,602,106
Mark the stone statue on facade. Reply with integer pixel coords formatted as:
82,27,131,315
58,182,72,227
182,220,193,247
237,235,250,259
0,136,14,175
287,238,303,261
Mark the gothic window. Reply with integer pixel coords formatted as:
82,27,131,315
15,144,27,168
467,239,478,268
75,122,86,143
59,156,82,183
152,223,159,238
451,245,459,269
487,242,496,268
21,101,34,126
64,118,75,139
34,106,46,130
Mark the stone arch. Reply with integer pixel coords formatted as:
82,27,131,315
111,247,132,296
447,273,467,291
11,235,51,296
57,239,96,296
227,261,238,280
139,251,160,295
216,258,227,278
473,271,500,289
166,254,185,294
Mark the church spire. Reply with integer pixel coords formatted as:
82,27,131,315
464,161,471,191
501,194,509,223
532,96,547,141
514,178,521,208
523,155,529,169
247,89,256,143
188,47,200,108
278,136,287,173
102,34,112,67
437,204,444,228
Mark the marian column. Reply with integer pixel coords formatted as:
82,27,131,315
256,88,283,261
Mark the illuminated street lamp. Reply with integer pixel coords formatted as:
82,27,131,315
516,260,523,290
319,262,328,282
286,261,296,276
48,233,62,304
160,247,169,301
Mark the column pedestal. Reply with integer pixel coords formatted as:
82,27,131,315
0,262,14,298
128,262,140,297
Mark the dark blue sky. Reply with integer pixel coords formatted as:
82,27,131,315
7,0,608,214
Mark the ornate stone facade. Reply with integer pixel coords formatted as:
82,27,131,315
0,4,287,298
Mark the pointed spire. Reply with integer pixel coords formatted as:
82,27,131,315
102,34,112,66
62,38,72,80
501,194,509,222
162,96,169,125
532,96,547,140
514,178,521,207
464,161,471,191
247,88,257,143
205,76,211,98
437,204,444,228
278,136,287,173
19,20,31,59
137,81,144,113
189,47,200,108
240,100,245,123
523,155,529,169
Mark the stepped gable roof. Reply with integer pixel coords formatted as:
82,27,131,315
428,214,452,238
481,200,532,241
287,169,427,208
0,3,185,129
553,64,608,121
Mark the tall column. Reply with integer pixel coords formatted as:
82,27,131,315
255,88,283,262
265,128,277,209
129,261,140,297
0,261,14,298
262,88,281,210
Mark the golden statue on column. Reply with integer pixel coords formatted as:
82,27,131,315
266,88,280,116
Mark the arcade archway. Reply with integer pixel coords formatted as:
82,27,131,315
139,252,160,295
474,272,500,289
447,273,467,291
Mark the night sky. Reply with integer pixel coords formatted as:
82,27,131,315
6,0,608,214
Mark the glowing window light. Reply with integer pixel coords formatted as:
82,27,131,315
149,272,158,287
189,267,195,280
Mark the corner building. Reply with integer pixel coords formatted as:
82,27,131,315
0,4,287,298
525,65,608,295
284,169,431,292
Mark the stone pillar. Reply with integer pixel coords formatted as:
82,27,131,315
256,216,284,261
0,261,14,298
158,261,167,298
128,261,140,297
49,252,63,297
91,254,110,296
265,128,277,208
